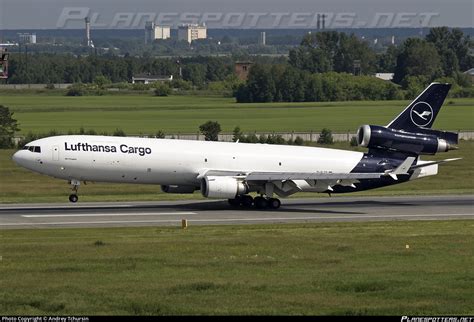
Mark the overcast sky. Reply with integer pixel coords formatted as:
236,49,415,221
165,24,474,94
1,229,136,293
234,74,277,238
0,0,472,29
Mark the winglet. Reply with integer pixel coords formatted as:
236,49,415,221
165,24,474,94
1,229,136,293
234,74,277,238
385,157,416,180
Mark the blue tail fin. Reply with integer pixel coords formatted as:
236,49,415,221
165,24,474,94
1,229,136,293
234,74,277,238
387,83,451,132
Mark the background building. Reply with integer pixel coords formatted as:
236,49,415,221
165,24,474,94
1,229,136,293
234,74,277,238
145,22,171,44
132,73,173,84
235,61,253,81
18,33,36,44
84,17,94,47
178,24,207,44
374,73,394,81
0,48,9,80
259,31,266,46
463,68,474,83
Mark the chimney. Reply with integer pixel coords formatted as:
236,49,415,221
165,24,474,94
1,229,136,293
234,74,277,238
85,17,91,47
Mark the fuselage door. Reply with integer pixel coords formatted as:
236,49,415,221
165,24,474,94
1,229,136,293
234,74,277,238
52,145,59,161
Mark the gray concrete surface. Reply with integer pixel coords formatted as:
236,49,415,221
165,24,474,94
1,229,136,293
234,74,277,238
0,195,472,229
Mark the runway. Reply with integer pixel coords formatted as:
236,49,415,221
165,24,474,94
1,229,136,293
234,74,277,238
0,195,472,229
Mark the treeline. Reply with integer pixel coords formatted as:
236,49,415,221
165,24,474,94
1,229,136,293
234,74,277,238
6,27,473,103
236,27,473,103
235,68,401,103
8,54,236,87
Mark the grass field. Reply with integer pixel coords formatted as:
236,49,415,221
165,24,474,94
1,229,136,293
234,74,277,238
1,141,472,204
1,221,473,315
1,95,473,134
1,94,473,316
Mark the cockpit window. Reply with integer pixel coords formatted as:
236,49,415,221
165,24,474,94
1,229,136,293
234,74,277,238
24,146,41,153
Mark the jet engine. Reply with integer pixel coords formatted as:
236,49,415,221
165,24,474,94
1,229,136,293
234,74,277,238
357,125,456,155
161,185,197,194
201,176,248,199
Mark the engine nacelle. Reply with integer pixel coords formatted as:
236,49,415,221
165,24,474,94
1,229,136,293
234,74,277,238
161,185,197,194
357,125,455,155
201,176,248,199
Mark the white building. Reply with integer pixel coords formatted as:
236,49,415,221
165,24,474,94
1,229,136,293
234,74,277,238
178,24,207,44
145,22,170,44
18,33,36,44
259,31,266,46
463,68,474,83
374,73,394,81
132,74,173,84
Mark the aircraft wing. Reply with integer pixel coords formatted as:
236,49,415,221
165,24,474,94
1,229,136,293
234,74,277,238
197,169,384,181
246,157,417,181
198,157,417,182
245,172,382,181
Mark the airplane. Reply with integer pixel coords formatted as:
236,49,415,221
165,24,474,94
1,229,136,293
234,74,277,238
12,82,461,209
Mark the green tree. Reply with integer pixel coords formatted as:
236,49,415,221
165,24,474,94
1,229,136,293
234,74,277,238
182,64,206,87
113,128,126,137
199,121,221,141
393,38,442,86
279,67,305,102
317,128,334,145
245,64,276,102
93,75,112,89
66,83,85,96
377,45,399,73
426,27,473,73
289,31,376,75
155,130,166,138
350,136,358,147
232,126,243,142
154,82,171,96
0,105,20,149
293,136,304,146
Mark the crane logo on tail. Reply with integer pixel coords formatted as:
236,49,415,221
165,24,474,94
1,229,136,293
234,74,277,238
410,102,433,127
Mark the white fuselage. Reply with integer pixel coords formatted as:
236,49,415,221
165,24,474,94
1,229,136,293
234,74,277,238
13,135,364,187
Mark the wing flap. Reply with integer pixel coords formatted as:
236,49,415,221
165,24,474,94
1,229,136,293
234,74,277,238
199,156,421,183
246,172,382,181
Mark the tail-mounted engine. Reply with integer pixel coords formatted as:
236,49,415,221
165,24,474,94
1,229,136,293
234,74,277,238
357,125,458,155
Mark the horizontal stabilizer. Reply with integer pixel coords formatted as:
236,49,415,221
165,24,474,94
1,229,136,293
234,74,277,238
410,158,462,170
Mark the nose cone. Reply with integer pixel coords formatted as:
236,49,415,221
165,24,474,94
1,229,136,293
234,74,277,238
12,150,30,169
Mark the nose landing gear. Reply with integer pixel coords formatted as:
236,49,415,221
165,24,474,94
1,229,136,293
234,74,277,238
69,194,79,203
68,180,80,203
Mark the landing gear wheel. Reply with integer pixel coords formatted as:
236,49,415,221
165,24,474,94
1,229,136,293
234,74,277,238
69,179,80,203
241,195,254,208
228,196,241,207
254,196,268,209
268,198,281,209
69,194,79,203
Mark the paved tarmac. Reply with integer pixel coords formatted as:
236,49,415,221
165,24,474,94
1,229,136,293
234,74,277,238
0,195,472,229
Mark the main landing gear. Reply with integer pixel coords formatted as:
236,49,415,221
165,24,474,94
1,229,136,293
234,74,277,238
228,195,281,210
68,180,80,203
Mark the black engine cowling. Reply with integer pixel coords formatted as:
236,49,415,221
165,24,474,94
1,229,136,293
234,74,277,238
161,185,197,194
357,125,457,155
